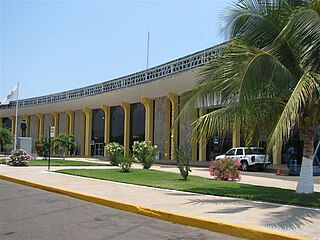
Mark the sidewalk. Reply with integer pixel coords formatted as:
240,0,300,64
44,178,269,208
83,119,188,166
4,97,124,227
0,164,319,240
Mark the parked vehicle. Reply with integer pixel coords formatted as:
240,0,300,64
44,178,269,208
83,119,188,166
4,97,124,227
215,147,270,171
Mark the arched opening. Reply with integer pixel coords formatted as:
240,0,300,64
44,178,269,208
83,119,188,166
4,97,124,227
130,103,145,149
110,106,124,146
92,109,105,156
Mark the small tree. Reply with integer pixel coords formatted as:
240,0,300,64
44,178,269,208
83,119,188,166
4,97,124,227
174,147,191,180
54,133,75,162
132,141,157,169
0,127,13,154
106,142,124,166
35,138,50,160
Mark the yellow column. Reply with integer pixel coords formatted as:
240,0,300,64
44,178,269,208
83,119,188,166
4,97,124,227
165,98,171,160
232,121,241,148
22,114,30,137
66,110,75,136
121,101,130,156
82,107,92,156
199,108,207,161
50,112,59,154
141,97,154,144
273,139,282,165
167,92,178,160
9,115,16,135
101,104,110,157
36,113,44,140
81,112,86,155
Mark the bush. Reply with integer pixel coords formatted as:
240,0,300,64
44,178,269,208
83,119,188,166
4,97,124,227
174,147,191,180
3,143,13,155
209,158,241,181
132,141,157,169
106,142,124,166
6,149,32,166
0,127,13,151
35,138,51,160
118,155,133,172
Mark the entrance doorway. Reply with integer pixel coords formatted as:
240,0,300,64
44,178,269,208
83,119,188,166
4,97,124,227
94,143,104,156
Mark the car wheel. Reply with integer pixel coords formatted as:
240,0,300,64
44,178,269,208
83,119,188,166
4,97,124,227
241,161,249,171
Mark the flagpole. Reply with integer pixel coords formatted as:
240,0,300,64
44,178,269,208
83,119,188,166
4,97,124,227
146,31,150,69
14,82,19,150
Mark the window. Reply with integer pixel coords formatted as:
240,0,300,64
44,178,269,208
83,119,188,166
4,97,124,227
226,149,235,156
236,149,244,156
247,148,265,155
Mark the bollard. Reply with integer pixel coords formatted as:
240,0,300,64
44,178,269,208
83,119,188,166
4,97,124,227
276,167,280,175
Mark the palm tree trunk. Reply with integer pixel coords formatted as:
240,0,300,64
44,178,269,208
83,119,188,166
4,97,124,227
63,148,66,162
296,126,314,194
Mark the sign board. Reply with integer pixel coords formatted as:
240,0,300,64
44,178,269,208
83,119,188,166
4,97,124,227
213,135,219,144
50,126,55,138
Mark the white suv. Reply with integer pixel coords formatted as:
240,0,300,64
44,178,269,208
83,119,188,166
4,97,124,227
215,147,270,171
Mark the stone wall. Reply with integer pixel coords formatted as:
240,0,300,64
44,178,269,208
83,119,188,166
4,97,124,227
179,113,193,160
74,110,83,155
16,116,23,137
59,112,66,133
154,96,166,159
29,114,37,150
44,113,51,137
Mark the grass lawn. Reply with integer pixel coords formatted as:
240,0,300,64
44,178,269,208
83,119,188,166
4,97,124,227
56,169,320,208
0,158,108,166
29,159,108,166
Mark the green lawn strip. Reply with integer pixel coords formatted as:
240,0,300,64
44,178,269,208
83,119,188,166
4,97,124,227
56,169,320,208
28,159,108,166
0,158,107,166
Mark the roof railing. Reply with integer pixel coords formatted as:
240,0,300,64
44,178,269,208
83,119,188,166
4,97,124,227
0,42,226,109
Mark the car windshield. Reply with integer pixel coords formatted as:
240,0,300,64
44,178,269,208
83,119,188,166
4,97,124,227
246,148,265,155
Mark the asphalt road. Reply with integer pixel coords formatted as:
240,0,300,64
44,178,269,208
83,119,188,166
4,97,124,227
0,180,243,240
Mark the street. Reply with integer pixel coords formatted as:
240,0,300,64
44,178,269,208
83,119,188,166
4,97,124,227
0,180,243,240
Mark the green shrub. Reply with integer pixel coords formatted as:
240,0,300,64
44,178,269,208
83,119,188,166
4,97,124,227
118,155,133,172
35,138,51,160
174,147,191,180
106,142,124,166
132,141,157,169
6,149,32,166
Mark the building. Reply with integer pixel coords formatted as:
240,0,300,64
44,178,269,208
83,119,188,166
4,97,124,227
1,42,309,164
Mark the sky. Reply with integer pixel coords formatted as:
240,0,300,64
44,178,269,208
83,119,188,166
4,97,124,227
0,0,232,100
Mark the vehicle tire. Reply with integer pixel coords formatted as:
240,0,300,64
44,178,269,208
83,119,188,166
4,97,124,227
241,161,249,171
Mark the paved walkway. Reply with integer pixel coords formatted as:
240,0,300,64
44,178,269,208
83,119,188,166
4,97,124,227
0,163,319,240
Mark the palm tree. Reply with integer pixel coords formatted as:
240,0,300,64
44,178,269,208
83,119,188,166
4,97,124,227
179,0,320,193
54,133,75,162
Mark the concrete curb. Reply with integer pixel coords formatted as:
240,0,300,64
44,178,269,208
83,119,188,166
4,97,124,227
0,174,311,240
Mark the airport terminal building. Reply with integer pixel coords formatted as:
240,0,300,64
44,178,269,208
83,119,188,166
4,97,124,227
0,42,299,164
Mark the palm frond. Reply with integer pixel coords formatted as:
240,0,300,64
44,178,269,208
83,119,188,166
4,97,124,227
221,0,293,48
267,72,320,153
276,4,320,72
